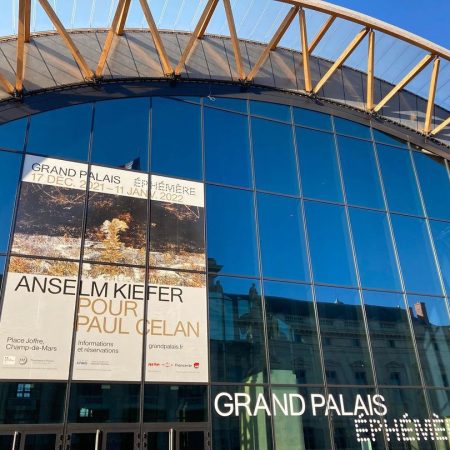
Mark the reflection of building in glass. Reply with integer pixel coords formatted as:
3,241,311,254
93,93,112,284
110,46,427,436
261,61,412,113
0,1,449,448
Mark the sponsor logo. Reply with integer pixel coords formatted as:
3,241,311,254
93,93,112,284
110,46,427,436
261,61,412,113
3,356,16,366
18,356,27,365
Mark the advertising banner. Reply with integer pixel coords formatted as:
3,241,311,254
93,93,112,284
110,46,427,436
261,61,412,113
146,273,208,382
72,266,145,381
146,175,208,383
0,158,209,383
83,165,148,266
73,164,148,381
13,155,88,259
0,258,78,380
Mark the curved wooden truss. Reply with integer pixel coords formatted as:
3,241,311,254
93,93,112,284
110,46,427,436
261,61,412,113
1,0,449,138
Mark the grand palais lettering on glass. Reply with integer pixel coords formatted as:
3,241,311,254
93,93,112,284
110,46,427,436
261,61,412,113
0,0,449,449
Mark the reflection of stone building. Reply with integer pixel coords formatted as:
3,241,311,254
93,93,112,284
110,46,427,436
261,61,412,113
208,271,450,449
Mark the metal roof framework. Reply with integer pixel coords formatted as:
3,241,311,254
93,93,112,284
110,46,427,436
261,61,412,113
1,0,450,139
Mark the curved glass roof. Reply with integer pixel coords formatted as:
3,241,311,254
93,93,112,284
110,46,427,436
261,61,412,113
0,0,450,111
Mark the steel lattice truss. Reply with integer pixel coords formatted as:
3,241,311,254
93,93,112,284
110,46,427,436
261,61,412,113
1,0,449,138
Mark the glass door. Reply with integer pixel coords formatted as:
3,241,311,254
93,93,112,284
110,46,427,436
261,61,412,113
0,426,63,450
65,425,139,450
144,425,209,450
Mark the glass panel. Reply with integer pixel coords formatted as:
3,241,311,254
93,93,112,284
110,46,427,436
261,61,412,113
252,118,299,195
293,108,332,131
0,151,21,252
250,100,290,122
264,282,322,384
149,176,205,271
334,117,371,140
391,214,442,295
174,96,201,104
305,201,356,286
73,264,145,382
0,382,66,423
316,286,373,385
205,97,247,113
407,295,450,388
68,383,140,423
0,118,27,151
151,97,201,180
212,385,273,450
338,136,384,208
23,434,56,450
179,431,204,450
296,128,342,202
209,276,267,383
12,156,87,259
373,129,408,148
143,384,207,422
271,386,331,450
0,257,78,381
147,432,169,450
364,291,421,386
427,389,450,450
83,166,147,265
430,220,450,293
0,256,4,294
106,432,135,450
92,98,149,171
377,145,423,215
206,185,259,277
0,435,13,449
70,433,96,450
204,107,251,188
414,152,450,221
27,104,92,161
379,388,434,449
257,194,309,281
349,208,401,290
328,387,384,450
146,270,207,384
427,389,450,427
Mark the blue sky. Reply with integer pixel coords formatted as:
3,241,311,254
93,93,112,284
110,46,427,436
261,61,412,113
1,0,449,51
329,0,450,49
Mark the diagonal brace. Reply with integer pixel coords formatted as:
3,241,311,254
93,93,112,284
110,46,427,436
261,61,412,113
38,0,94,80
373,53,434,113
246,5,299,82
175,0,219,76
313,27,368,94
139,0,174,76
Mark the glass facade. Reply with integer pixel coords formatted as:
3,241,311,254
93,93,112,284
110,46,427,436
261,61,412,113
0,94,449,450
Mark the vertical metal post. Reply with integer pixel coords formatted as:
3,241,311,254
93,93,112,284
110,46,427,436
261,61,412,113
94,429,101,450
11,431,20,450
169,428,174,450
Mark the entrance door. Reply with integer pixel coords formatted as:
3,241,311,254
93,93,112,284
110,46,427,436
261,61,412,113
0,426,63,450
65,424,139,450
144,424,209,450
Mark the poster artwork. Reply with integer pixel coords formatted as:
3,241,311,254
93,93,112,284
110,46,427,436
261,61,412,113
0,258,79,380
0,157,209,383
146,176,208,382
72,165,148,381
